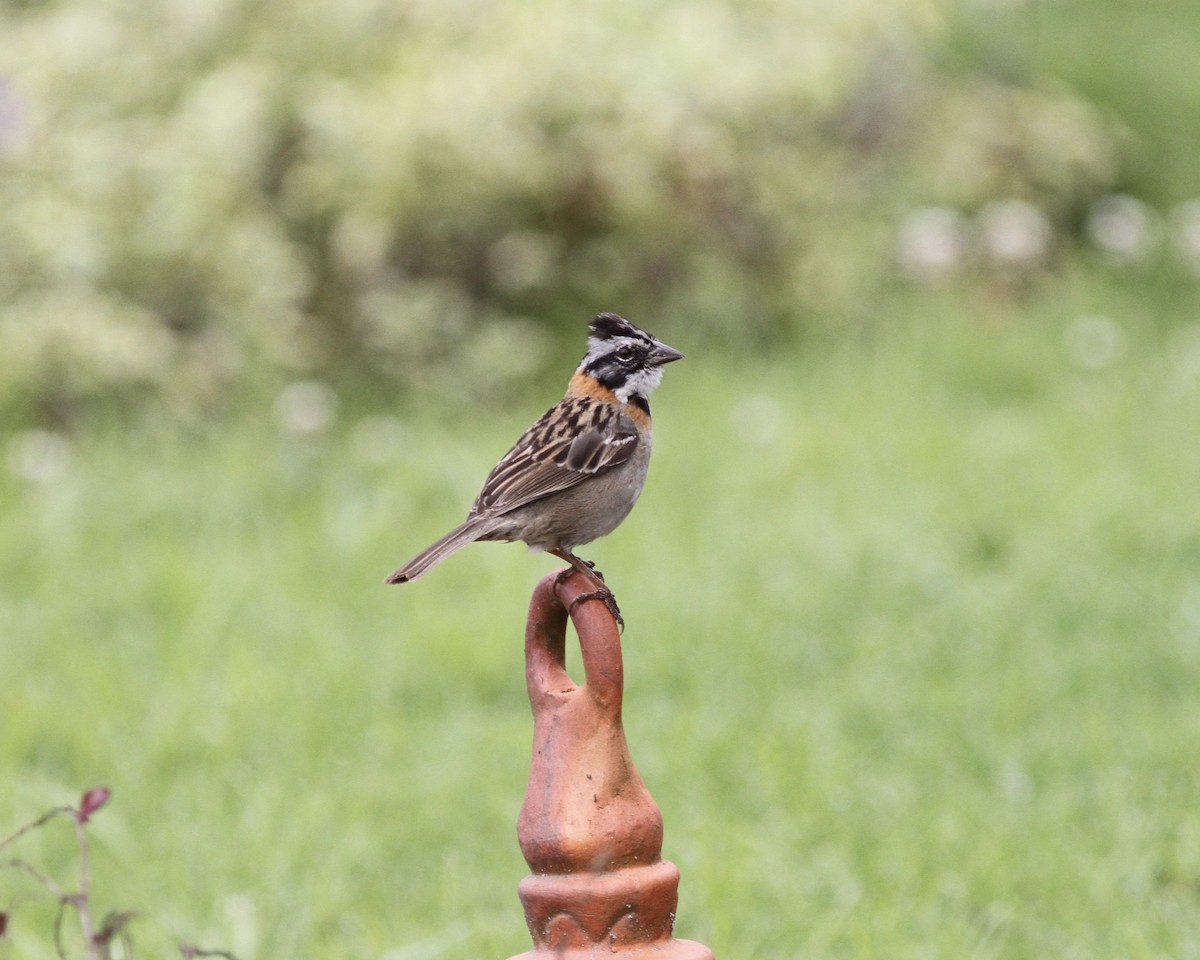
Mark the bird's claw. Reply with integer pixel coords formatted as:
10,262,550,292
567,587,624,632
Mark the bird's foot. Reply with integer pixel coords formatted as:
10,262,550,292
567,587,624,633
550,550,621,629
554,558,605,584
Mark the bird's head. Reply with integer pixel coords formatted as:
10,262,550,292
579,312,684,406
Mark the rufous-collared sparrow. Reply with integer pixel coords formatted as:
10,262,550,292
386,312,683,625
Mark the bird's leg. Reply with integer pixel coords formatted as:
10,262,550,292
552,554,603,583
550,550,605,586
549,549,623,631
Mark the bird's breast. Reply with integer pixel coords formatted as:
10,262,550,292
505,437,652,552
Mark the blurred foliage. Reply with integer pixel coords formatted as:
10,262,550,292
0,0,1155,424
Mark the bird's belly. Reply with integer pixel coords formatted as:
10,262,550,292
493,443,651,551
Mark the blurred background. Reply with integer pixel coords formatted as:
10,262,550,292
1,0,1198,423
3,0,1200,958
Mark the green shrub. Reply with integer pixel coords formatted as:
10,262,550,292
0,0,1126,422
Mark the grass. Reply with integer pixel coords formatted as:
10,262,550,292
4,267,1200,959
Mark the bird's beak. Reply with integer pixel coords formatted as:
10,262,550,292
649,341,684,366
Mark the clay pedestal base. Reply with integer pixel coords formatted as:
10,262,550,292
508,860,714,960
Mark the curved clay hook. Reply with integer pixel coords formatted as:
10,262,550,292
517,569,660,873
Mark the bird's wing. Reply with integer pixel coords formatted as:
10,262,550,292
469,395,639,517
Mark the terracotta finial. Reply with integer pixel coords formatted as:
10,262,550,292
507,570,714,960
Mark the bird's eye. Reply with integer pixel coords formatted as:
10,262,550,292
614,346,635,363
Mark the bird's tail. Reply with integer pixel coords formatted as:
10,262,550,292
385,516,495,584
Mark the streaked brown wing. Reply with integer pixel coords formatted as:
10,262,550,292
469,396,639,517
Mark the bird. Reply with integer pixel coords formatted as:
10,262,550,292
385,312,683,625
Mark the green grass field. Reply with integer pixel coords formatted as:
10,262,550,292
4,267,1200,958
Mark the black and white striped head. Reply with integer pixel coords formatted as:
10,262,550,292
579,313,684,407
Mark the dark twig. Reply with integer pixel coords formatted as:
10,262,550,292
4,790,235,960
5,858,68,900
54,896,69,960
1,790,111,960
73,815,98,958
0,808,76,854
